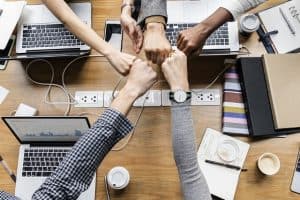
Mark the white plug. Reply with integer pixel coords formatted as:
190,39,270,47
15,103,38,116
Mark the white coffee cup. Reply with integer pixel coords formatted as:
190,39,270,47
257,153,280,176
239,14,260,37
107,166,130,190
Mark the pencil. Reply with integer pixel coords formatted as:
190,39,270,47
205,159,241,170
0,154,16,182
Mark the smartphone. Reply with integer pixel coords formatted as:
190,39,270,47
291,148,300,194
0,35,15,70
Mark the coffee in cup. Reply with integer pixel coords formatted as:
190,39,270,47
257,153,280,176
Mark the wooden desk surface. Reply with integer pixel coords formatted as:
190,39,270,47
0,0,299,199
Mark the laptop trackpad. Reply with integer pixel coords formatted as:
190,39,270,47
15,175,96,199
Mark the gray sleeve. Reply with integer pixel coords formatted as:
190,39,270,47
137,0,167,26
171,100,212,200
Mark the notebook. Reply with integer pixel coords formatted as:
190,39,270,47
197,128,250,200
258,0,300,53
263,54,300,129
238,57,300,137
222,66,249,135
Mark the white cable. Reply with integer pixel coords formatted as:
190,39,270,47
25,59,74,116
61,54,104,102
111,80,165,151
24,55,104,116
191,60,234,95
111,91,148,151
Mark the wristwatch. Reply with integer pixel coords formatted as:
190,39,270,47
169,90,191,103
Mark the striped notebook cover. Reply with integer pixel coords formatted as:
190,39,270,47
222,66,249,135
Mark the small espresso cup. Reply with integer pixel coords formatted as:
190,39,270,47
106,166,130,190
257,153,280,176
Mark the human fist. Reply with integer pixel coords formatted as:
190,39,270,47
177,23,211,56
124,58,157,98
121,12,143,54
143,23,171,65
161,50,189,91
107,50,135,75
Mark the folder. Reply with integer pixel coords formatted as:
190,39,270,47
237,57,300,137
263,54,300,129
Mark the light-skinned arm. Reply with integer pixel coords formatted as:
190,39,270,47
121,0,144,54
0,59,157,200
32,59,157,199
42,0,135,75
121,0,171,64
162,50,212,200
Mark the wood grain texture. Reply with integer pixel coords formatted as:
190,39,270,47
0,0,299,199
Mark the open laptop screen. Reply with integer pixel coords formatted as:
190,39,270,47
2,117,90,144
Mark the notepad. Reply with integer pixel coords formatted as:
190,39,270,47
258,0,300,53
197,128,250,200
263,54,300,129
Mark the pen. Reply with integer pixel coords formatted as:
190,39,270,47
279,7,296,35
0,154,16,182
205,159,241,171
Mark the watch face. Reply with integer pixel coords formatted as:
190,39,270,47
174,90,187,103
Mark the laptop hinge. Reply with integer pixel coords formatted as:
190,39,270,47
29,142,75,147
27,48,81,53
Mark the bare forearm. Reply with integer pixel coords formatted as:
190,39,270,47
122,0,134,15
42,0,114,56
110,86,139,116
200,7,233,37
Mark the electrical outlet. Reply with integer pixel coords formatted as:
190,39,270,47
161,90,171,106
103,91,119,108
133,90,161,107
74,91,104,108
191,89,221,106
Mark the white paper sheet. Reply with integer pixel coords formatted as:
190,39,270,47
0,0,26,49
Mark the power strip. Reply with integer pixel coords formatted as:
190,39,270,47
162,89,221,106
74,89,221,108
191,89,221,106
74,91,104,108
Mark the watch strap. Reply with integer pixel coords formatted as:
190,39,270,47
169,91,192,103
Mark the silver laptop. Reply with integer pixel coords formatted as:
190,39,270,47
15,2,91,59
166,0,240,53
2,116,96,200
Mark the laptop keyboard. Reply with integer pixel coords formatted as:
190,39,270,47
22,148,71,177
22,24,85,49
166,23,229,47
